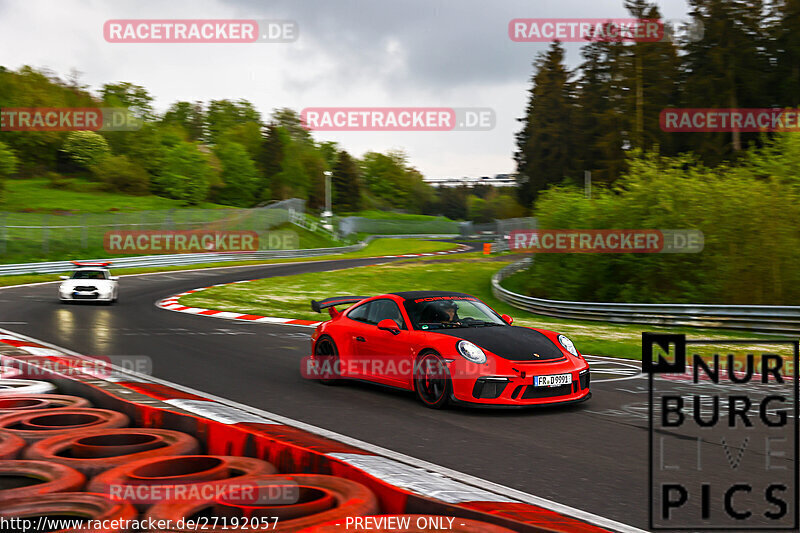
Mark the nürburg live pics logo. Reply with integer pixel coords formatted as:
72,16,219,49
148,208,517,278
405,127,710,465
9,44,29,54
644,333,798,530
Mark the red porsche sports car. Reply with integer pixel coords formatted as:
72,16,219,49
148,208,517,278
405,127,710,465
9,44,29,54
306,291,591,408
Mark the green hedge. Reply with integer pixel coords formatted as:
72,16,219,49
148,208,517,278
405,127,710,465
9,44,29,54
520,146,800,305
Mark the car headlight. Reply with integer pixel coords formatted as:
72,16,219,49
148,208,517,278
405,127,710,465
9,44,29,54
457,340,486,364
558,334,580,357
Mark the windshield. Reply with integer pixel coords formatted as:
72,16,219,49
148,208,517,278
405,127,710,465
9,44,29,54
71,270,108,280
403,296,506,329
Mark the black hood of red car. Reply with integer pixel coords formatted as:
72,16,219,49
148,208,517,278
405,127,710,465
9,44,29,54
429,326,565,361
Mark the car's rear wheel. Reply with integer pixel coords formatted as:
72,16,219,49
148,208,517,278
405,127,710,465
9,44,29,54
314,336,341,385
414,352,452,409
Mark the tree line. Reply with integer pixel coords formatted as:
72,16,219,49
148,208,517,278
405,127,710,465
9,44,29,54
519,137,800,305
515,0,800,206
0,66,522,220
514,0,800,305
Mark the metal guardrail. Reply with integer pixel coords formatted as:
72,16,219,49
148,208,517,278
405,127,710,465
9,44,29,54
0,244,366,276
492,258,800,334
0,234,464,276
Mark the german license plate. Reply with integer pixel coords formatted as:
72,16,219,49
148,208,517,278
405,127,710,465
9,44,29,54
534,373,571,387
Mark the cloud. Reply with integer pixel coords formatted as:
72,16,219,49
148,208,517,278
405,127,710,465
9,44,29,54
0,0,689,178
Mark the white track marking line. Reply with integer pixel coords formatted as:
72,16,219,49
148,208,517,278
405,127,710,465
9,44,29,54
585,354,640,363
0,326,645,533
584,355,645,383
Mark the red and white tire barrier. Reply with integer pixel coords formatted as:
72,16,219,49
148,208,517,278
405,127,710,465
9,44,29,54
155,244,471,327
0,394,91,414
0,327,636,533
25,427,202,476
0,378,57,396
0,407,129,443
0,460,86,502
0,429,27,459
144,474,381,532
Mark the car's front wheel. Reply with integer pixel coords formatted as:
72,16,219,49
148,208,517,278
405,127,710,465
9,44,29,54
313,336,341,385
414,351,452,409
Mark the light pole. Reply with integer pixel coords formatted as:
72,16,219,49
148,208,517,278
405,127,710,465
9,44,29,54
584,170,591,200
322,170,333,231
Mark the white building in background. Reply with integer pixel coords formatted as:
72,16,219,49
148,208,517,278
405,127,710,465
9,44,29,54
424,174,517,188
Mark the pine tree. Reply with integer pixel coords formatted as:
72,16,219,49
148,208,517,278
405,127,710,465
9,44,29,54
573,39,629,186
259,124,286,201
770,0,800,106
514,41,575,208
624,0,682,154
680,0,772,163
332,151,362,212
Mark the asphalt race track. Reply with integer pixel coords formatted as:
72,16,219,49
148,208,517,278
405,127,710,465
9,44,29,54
0,251,721,531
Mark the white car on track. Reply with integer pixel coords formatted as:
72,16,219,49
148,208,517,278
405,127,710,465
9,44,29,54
58,262,119,304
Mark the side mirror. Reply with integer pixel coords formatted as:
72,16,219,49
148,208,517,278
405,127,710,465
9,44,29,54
109,276,119,281
501,314,513,325
377,319,401,335
59,276,69,280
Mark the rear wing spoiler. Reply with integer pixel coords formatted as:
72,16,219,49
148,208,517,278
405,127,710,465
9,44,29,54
311,296,369,313
71,261,112,268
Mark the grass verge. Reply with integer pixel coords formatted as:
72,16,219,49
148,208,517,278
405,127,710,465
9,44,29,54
179,258,784,359
0,221,338,266
2,178,224,212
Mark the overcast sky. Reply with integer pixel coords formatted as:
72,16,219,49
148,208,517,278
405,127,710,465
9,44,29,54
0,0,690,179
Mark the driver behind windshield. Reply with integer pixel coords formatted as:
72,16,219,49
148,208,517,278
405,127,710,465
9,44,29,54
408,297,504,329
419,301,461,325
440,301,460,323
74,270,104,280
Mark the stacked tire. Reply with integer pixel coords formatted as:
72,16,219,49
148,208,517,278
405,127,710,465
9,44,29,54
0,379,518,532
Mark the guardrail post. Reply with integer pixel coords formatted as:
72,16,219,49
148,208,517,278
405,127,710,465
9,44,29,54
42,214,49,255
0,213,6,255
81,214,88,249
